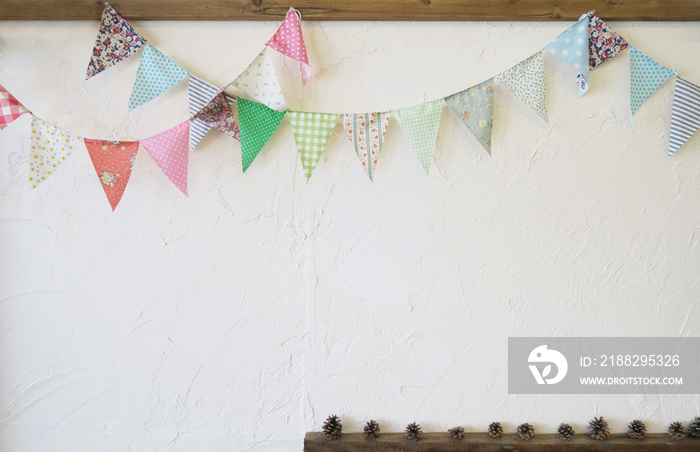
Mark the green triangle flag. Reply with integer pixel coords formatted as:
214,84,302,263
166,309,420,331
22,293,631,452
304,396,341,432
237,98,286,172
393,99,444,174
287,111,339,180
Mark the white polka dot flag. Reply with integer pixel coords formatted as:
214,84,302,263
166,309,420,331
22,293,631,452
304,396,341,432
265,8,311,84
140,121,190,196
128,44,189,110
0,84,30,130
393,99,444,175
629,46,678,121
497,52,549,123
544,13,590,96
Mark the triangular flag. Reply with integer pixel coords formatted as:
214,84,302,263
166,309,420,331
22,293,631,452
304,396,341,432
128,44,189,110
29,116,82,189
84,139,139,210
230,49,288,111
545,14,590,96
497,52,548,123
0,85,30,130
630,46,677,119
588,13,629,70
669,77,700,156
265,8,311,84
393,99,444,175
86,5,146,79
188,75,220,150
288,111,339,180
194,90,240,141
237,98,286,172
342,112,390,181
140,121,190,195
444,79,494,154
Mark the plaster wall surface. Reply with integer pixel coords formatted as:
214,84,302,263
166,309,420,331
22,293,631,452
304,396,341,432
0,17,698,452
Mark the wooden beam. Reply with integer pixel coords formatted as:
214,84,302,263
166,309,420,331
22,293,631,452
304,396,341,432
304,432,700,451
1,0,700,21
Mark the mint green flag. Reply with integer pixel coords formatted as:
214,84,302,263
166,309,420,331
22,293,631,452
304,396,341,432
393,99,444,174
237,98,286,172
287,111,339,180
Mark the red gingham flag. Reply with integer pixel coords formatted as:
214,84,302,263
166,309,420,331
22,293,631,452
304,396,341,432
0,85,29,130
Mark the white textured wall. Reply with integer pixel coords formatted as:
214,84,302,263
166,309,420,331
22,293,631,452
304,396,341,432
1,18,699,452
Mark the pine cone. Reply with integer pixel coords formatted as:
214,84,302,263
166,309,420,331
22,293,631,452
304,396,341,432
588,416,610,441
557,423,575,440
488,422,503,438
364,420,380,439
405,422,423,442
448,426,465,440
518,423,535,440
668,421,686,440
322,415,342,441
688,417,700,438
627,419,647,440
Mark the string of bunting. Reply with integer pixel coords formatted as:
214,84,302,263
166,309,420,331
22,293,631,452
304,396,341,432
1,5,699,211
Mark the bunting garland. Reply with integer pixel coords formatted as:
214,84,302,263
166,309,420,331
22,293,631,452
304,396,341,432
497,52,548,123
288,111,339,180
0,85,30,130
394,99,444,175
128,44,189,110
0,9,697,208
84,139,139,210
343,112,390,181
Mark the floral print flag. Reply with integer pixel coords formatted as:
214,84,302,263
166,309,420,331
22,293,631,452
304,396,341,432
86,5,146,79
444,79,494,154
545,13,590,96
630,46,677,120
588,13,629,70
193,90,240,141
265,8,311,84
237,98,286,173
497,52,548,123
230,49,288,111
140,121,190,196
669,77,700,156
288,111,339,180
128,44,189,110
0,84,30,130
343,112,390,181
29,117,82,189
84,139,139,210
393,99,444,175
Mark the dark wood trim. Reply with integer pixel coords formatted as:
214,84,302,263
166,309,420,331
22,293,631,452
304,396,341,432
1,0,700,21
305,432,700,451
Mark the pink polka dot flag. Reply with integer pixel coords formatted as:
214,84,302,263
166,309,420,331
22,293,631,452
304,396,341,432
141,121,190,196
265,8,311,84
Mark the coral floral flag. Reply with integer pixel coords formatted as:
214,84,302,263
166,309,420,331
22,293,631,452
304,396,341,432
140,121,190,196
0,85,30,130
84,139,140,210
265,7,311,84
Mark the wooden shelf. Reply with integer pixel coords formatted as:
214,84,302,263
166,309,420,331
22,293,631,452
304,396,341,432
305,432,700,451
1,0,700,21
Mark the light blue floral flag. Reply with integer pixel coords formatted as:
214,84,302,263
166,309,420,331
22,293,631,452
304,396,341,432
445,78,494,154
630,46,677,121
544,13,590,96
128,44,189,110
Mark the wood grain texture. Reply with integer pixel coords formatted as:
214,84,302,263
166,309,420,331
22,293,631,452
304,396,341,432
305,432,700,451
1,0,700,21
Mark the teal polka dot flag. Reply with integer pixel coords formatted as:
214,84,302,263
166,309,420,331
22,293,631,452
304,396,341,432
630,46,677,120
128,43,189,110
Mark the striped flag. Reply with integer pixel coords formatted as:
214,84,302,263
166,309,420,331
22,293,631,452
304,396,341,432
189,76,221,150
669,77,700,156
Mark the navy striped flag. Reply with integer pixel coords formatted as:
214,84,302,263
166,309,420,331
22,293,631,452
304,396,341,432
669,77,700,156
188,76,219,151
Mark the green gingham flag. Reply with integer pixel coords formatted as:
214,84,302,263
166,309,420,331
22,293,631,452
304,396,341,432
288,111,339,180
237,98,286,172
393,99,444,174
